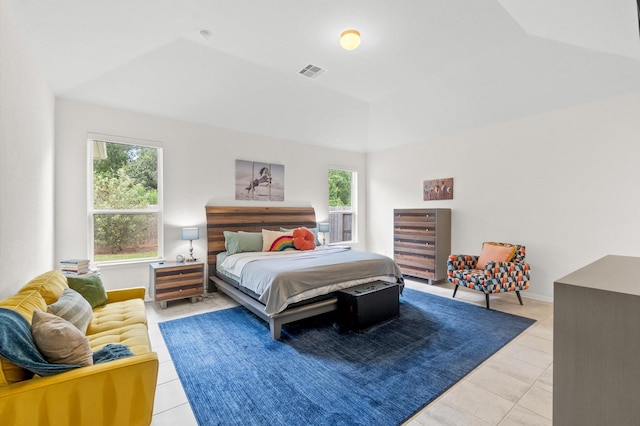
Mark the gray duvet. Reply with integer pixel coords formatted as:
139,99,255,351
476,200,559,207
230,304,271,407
234,248,403,315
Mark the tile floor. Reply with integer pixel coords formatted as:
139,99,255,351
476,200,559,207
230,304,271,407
148,280,553,425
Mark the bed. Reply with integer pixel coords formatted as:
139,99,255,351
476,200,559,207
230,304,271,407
206,205,403,339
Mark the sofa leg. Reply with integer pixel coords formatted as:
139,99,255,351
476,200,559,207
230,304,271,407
485,294,490,309
516,291,523,305
452,285,459,298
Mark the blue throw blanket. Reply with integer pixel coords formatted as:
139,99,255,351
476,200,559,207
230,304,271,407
0,308,133,377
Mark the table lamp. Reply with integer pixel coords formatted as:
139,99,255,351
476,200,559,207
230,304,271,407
181,227,199,262
318,222,330,245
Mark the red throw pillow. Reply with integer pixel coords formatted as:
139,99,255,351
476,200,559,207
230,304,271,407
293,227,316,251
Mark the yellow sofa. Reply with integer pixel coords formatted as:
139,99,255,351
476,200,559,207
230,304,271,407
0,270,158,426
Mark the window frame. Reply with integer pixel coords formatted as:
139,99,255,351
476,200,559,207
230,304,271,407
328,166,357,244
87,133,164,265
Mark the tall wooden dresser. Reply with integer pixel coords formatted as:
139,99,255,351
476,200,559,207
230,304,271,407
393,208,451,283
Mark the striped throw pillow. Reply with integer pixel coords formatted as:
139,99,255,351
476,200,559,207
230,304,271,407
47,288,92,334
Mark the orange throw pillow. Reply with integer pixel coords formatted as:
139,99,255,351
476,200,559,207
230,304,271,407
476,243,516,269
293,227,316,251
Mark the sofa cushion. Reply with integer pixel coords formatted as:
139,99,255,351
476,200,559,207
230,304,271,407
0,290,47,386
0,290,47,323
66,274,108,308
88,298,147,335
0,357,31,386
19,270,68,305
31,311,93,367
47,288,93,334
87,323,151,355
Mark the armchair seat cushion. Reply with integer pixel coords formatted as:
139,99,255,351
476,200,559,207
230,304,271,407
450,269,488,288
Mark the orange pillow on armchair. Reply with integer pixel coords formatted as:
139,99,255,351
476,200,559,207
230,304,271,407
476,243,516,269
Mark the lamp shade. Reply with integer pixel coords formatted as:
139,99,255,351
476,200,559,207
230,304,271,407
340,29,361,50
181,227,199,241
318,223,330,233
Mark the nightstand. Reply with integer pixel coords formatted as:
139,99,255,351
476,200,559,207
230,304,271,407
149,261,205,309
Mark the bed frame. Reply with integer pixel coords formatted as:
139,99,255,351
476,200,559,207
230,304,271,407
205,205,338,339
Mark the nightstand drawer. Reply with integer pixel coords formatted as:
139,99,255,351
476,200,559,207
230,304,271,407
156,285,203,302
155,271,203,285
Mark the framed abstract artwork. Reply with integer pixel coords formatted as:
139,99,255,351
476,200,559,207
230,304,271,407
235,160,284,201
423,177,453,200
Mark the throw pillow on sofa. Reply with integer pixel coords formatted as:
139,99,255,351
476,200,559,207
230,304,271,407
66,274,108,308
31,311,93,366
47,288,92,334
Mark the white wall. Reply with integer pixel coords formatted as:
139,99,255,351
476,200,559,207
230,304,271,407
55,99,367,294
367,92,640,301
0,0,55,299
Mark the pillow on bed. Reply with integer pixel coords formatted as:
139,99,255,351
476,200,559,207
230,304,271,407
281,227,321,246
224,231,263,255
262,229,296,252
292,227,316,251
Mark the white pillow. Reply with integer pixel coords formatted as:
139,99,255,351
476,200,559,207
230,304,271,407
261,229,295,252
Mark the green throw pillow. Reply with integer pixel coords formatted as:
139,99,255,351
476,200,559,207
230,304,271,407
66,274,108,308
224,231,263,255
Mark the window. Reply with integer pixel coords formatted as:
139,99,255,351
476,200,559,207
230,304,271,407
328,168,357,244
88,135,163,263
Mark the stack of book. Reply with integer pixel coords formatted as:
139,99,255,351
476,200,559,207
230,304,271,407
60,259,90,275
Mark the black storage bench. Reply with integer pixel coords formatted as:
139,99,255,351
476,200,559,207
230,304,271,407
337,281,400,331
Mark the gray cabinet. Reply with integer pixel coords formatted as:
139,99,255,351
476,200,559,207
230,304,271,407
393,208,451,283
554,255,640,425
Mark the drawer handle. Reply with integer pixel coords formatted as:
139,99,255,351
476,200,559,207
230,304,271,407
425,228,429,231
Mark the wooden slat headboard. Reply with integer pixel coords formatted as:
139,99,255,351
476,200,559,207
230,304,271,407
205,205,317,267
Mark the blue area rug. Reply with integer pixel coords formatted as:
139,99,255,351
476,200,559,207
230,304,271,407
159,288,535,425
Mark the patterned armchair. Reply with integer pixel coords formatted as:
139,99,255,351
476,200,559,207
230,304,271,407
447,242,530,309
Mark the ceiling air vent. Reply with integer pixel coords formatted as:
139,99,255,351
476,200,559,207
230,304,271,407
298,64,326,79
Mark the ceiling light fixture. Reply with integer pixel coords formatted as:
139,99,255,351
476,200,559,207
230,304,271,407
340,29,361,51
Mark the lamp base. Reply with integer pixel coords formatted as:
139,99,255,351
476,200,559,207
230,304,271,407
186,243,196,262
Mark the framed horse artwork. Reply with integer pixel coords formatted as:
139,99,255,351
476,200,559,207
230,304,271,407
235,159,284,201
